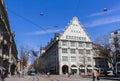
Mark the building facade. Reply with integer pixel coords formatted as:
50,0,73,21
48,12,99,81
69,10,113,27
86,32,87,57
0,0,18,75
41,17,95,75
92,43,109,75
109,29,120,74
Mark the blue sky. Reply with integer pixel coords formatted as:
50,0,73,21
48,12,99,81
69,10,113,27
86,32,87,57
4,0,120,56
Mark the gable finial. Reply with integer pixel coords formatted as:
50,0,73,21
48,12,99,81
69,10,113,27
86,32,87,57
72,16,78,21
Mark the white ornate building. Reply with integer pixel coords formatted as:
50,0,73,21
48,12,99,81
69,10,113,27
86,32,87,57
41,17,94,75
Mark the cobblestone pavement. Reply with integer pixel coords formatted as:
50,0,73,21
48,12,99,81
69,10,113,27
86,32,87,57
5,75,118,81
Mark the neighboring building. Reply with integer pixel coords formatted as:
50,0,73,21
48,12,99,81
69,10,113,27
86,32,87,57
41,16,94,75
40,47,45,56
92,43,109,73
109,29,120,74
0,0,18,75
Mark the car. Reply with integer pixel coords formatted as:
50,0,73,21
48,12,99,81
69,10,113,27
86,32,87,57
31,72,36,76
28,70,36,76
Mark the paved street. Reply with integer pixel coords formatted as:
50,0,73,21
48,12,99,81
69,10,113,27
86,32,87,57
5,75,118,81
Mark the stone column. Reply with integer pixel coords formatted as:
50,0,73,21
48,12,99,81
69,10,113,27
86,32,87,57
59,65,62,75
77,67,79,75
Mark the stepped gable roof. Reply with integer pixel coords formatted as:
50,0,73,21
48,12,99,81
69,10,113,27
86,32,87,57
59,16,92,42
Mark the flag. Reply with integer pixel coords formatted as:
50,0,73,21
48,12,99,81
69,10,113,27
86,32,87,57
32,50,39,57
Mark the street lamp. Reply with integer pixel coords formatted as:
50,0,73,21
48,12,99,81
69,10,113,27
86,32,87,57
40,12,44,16
103,8,108,12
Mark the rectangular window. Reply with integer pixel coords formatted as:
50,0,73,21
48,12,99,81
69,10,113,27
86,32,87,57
114,37,118,42
79,57,84,62
62,48,67,53
71,56,76,62
70,49,76,54
78,42,83,47
71,42,76,47
86,50,91,54
62,41,67,46
62,56,68,61
87,57,91,61
114,31,118,34
66,35,69,39
78,49,83,54
86,43,90,47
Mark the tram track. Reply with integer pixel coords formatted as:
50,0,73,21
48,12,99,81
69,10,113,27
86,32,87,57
26,75,59,81
48,77,59,81
50,79,59,81
25,76,32,81
36,76,40,81
32,76,35,81
25,76,36,81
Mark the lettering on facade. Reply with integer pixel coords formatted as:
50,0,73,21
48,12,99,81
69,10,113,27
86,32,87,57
66,35,86,41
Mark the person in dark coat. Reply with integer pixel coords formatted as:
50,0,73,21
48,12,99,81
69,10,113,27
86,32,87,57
0,70,1,76
1,71,5,81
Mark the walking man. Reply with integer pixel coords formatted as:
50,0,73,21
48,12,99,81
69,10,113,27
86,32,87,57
92,67,100,81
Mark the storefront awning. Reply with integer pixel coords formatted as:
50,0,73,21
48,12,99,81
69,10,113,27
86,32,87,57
87,67,93,69
79,67,85,69
71,67,78,69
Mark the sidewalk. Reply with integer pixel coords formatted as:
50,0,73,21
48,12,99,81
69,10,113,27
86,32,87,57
100,75,120,80
81,75,119,81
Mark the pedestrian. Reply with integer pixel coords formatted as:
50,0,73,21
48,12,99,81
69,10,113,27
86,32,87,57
17,70,21,77
1,70,5,81
68,72,71,77
92,67,100,81
0,70,2,81
4,69,8,78
47,72,50,77
65,72,68,77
